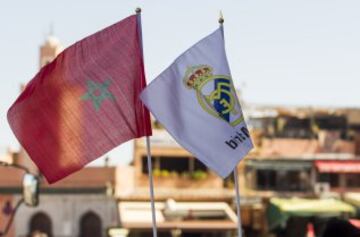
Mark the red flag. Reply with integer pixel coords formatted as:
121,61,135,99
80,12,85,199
7,15,151,183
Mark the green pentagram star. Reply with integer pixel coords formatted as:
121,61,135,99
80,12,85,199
81,80,115,111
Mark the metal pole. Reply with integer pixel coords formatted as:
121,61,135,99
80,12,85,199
146,136,158,237
218,11,243,236
136,8,158,237
234,168,243,237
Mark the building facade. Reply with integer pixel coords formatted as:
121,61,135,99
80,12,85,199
1,33,359,237
111,126,240,237
241,106,360,236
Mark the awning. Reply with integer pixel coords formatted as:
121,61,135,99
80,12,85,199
117,200,237,231
267,198,356,230
344,192,360,208
350,219,360,228
246,160,312,171
315,160,360,173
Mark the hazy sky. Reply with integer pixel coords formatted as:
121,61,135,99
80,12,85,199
1,0,360,164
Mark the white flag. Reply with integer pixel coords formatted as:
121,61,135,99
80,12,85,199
140,27,253,178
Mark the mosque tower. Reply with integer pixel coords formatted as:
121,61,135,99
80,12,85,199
39,34,63,68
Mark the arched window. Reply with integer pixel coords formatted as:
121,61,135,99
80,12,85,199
79,211,102,237
28,212,53,237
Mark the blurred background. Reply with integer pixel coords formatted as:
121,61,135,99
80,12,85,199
0,1,359,237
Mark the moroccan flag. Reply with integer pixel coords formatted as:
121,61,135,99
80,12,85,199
140,27,253,178
7,15,151,183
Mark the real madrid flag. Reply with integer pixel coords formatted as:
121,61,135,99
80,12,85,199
140,27,253,178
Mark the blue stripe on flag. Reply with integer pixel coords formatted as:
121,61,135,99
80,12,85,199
213,78,230,122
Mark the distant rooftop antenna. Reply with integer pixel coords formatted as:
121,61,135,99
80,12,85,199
43,23,55,42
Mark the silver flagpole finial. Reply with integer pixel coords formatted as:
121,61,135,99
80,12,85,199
219,10,224,24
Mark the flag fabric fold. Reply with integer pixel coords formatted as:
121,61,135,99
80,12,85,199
141,27,253,178
7,14,151,183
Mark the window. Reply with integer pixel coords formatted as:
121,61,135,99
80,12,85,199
277,171,304,191
256,170,276,190
194,159,207,171
160,157,188,173
277,117,312,138
315,116,346,131
345,174,360,188
79,211,102,237
142,156,155,174
141,156,208,175
256,169,309,191
28,212,53,237
318,173,340,187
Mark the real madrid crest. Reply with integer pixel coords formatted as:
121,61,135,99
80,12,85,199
183,65,244,127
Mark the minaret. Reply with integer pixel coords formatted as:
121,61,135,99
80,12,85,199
39,35,63,68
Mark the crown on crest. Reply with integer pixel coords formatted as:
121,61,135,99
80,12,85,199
183,65,213,89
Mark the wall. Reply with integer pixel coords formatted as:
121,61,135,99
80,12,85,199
14,194,118,237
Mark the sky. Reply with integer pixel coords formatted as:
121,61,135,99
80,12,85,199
1,0,360,165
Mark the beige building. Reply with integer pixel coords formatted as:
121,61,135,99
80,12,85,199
14,168,118,237
1,149,119,237
241,106,360,237
112,127,242,237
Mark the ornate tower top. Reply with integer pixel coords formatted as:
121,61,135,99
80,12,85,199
39,34,63,68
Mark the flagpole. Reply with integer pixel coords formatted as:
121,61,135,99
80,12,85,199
233,168,243,237
218,11,243,237
146,136,158,237
136,7,158,237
